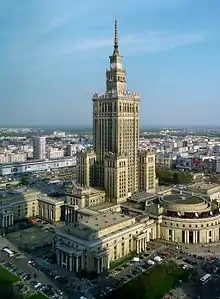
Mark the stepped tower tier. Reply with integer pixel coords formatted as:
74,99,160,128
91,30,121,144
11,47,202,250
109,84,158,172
92,19,140,199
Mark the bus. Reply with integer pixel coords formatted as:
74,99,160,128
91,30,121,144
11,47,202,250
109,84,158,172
200,273,211,284
2,247,14,257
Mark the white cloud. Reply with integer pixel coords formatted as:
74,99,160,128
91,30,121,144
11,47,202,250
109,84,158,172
42,16,69,35
62,30,206,56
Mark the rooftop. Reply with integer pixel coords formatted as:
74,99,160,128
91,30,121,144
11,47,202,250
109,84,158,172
161,194,204,205
60,211,134,240
38,194,64,205
79,212,131,231
188,182,220,191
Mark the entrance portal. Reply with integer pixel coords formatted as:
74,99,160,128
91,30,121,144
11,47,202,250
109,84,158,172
189,231,193,244
182,231,185,243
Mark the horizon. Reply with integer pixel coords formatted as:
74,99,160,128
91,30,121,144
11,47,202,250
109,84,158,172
0,0,219,126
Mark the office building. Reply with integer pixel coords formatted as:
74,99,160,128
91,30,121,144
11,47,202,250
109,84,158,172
33,136,46,160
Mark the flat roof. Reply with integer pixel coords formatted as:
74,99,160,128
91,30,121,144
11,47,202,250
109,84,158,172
189,182,220,191
162,194,203,205
0,189,39,205
79,212,132,231
89,202,117,211
69,184,105,196
38,195,64,205
0,157,75,168
60,211,134,240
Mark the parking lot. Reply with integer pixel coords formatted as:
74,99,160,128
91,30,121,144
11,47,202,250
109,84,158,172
4,226,220,299
0,236,67,299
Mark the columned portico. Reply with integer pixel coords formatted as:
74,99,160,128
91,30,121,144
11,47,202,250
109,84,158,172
1,212,14,228
136,237,147,253
56,243,83,273
95,250,109,274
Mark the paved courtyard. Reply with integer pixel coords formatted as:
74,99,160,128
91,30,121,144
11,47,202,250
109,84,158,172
7,226,54,251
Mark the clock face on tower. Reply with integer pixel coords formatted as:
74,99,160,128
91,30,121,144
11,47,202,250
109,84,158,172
111,63,116,69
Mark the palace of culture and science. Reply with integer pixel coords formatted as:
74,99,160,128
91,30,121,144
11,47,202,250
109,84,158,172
76,19,156,201
55,19,158,274
55,19,220,275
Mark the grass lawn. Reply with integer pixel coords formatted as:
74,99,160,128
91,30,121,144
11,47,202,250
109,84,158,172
110,252,136,269
0,266,20,283
107,261,191,299
28,292,49,299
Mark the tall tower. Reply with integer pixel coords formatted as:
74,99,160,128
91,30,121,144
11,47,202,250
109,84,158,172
92,19,140,201
33,136,46,161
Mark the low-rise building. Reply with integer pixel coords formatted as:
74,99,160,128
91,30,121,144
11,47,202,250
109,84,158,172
188,182,220,201
55,211,156,273
38,195,64,222
0,189,39,227
0,157,76,176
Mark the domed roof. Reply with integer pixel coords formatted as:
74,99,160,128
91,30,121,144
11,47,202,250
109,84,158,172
159,194,209,213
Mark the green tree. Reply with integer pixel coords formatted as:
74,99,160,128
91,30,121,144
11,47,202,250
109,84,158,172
20,178,29,186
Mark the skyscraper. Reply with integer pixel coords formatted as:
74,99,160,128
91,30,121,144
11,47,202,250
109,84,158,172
76,19,156,204
33,136,46,160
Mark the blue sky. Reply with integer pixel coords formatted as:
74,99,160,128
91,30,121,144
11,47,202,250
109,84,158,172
0,0,219,127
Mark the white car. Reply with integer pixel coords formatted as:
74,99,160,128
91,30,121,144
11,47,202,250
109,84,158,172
153,256,163,263
147,260,155,265
34,282,42,289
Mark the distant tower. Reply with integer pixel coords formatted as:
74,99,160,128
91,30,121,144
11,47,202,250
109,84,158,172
33,136,46,160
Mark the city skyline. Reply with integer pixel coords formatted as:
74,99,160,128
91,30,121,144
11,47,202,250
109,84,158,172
0,0,219,126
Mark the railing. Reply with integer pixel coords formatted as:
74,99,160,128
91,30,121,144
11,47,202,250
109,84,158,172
93,91,140,99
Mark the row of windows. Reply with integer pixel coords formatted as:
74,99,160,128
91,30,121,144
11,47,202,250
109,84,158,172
164,220,220,228
95,103,139,113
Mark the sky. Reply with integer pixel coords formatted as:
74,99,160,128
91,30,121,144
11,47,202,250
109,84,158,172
0,0,220,127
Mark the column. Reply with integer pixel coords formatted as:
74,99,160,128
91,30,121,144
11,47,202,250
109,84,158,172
75,256,79,273
194,231,197,244
2,217,5,228
97,258,100,274
185,231,189,244
81,255,84,270
107,256,110,269
57,251,60,266
100,257,103,273
137,240,139,253
65,254,68,269
206,230,209,243
69,255,73,271
172,230,175,242
65,208,67,222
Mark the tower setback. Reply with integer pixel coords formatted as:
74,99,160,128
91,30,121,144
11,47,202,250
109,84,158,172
76,19,156,203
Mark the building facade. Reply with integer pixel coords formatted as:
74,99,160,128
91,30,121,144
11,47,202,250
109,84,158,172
76,19,156,204
0,190,39,227
0,157,76,176
55,211,156,273
0,189,64,227
33,136,46,160
148,193,220,244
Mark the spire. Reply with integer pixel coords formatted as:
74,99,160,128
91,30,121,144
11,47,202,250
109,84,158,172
113,17,119,55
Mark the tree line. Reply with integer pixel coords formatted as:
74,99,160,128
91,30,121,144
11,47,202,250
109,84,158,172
156,168,193,185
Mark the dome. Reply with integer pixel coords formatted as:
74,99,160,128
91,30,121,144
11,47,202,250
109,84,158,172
159,194,209,213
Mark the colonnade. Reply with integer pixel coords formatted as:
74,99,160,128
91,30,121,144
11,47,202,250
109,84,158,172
1,214,14,228
136,237,147,253
57,249,110,274
39,206,54,221
57,250,83,272
65,208,77,223
96,255,109,274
